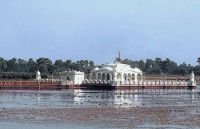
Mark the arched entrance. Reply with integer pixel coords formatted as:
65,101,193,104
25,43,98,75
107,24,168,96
106,73,110,81
128,73,131,81
92,73,96,80
132,74,135,81
67,76,70,81
124,73,127,80
138,74,142,81
117,73,121,80
102,73,105,81
98,73,101,80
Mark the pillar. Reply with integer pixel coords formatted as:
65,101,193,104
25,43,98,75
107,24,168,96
95,73,98,80
89,73,93,80
135,74,138,84
109,73,113,81
190,72,195,86
113,72,117,81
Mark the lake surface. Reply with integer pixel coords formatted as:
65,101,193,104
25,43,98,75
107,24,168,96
0,87,199,109
0,86,200,128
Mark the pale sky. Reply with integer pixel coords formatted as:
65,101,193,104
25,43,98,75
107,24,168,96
0,0,200,65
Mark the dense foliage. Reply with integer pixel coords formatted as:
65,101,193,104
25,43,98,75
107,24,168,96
0,57,200,79
0,57,95,79
121,58,200,76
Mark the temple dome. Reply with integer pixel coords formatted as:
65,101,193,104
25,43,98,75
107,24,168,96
99,67,113,71
132,67,142,73
93,67,99,72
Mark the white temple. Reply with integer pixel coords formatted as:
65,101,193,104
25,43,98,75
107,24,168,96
60,71,84,85
59,52,196,87
89,51,143,86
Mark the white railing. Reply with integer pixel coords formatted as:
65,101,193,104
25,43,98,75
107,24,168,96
82,79,191,86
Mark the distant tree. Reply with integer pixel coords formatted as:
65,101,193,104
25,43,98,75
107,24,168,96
138,60,145,71
6,58,19,72
66,59,72,70
123,58,129,64
178,62,188,76
17,58,29,72
170,61,178,74
55,59,63,67
47,64,56,75
36,58,52,73
89,61,95,68
54,59,65,72
84,60,88,68
0,57,7,72
155,58,162,66
27,58,37,72
197,57,200,65
145,59,154,73
161,58,171,73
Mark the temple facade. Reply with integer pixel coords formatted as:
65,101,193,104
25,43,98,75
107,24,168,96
59,52,196,88
89,52,143,85
90,63,143,83
60,71,84,85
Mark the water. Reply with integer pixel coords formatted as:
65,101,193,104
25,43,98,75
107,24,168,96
0,87,199,109
0,86,200,128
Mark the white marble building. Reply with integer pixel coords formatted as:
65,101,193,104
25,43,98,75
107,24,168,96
60,71,84,85
89,52,143,85
60,52,195,87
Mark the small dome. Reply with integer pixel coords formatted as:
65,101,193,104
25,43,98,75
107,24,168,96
93,67,99,71
132,67,142,73
99,67,113,71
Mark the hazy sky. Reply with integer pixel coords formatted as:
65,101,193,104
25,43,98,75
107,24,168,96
0,0,200,65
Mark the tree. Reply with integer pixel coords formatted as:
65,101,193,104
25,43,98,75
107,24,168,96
0,57,7,72
145,59,154,73
161,58,171,73
27,58,37,72
84,60,88,68
55,59,63,67
138,60,145,71
155,58,162,66
66,59,72,70
17,58,29,72
36,58,52,73
89,61,94,68
55,59,65,72
6,58,19,72
75,61,81,71
178,62,188,76
47,64,56,75
197,57,200,65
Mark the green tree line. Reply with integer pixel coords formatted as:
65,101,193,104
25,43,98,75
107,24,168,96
0,57,200,80
0,57,95,80
121,58,200,76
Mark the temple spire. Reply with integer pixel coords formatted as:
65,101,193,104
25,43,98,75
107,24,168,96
118,51,120,59
114,51,121,63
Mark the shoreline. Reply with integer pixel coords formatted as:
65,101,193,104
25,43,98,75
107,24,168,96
0,80,196,90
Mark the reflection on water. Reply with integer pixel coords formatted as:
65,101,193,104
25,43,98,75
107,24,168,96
0,87,199,109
